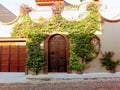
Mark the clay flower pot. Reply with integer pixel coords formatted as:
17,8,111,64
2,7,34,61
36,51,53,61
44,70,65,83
77,70,83,74
110,70,116,73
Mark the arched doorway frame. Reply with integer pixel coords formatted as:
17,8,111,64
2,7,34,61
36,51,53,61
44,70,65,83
43,34,70,73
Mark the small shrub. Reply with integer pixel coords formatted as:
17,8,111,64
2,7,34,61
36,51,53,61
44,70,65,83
100,51,120,72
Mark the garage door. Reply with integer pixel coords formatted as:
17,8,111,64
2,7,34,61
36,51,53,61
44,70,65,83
0,39,26,72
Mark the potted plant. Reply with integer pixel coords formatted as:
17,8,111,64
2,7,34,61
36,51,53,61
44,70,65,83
76,63,86,74
100,51,120,73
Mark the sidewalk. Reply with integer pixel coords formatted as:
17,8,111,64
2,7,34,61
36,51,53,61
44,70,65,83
0,72,120,83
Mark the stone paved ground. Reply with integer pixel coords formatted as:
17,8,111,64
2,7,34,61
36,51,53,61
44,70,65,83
0,78,120,90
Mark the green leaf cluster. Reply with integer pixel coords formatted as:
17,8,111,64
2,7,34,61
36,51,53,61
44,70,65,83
100,51,120,72
69,51,87,71
69,2,101,71
11,15,43,38
69,32,100,70
26,33,47,72
87,2,99,13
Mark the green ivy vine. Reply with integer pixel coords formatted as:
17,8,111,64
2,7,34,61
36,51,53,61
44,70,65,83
69,32,100,71
11,15,43,38
68,2,101,71
26,33,47,73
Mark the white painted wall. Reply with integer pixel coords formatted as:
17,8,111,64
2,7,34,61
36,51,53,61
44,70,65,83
0,24,14,37
99,22,120,59
30,10,79,21
85,21,120,73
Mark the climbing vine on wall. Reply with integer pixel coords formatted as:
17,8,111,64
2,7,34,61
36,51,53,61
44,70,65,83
11,2,101,73
68,2,101,71
69,32,100,71
26,33,47,73
11,15,43,38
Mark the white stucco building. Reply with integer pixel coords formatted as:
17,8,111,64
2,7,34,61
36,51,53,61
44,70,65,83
0,0,120,73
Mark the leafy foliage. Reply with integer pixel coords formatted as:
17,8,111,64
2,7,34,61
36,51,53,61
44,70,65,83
69,33,100,62
11,2,101,73
69,50,87,71
100,51,120,72
87,2,99,13
51,2,64,15
26,33,47,73
11,15,43,38
69,32,100,70
69,2,101,71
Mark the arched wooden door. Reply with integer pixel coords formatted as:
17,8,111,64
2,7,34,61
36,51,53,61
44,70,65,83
48,35,67,72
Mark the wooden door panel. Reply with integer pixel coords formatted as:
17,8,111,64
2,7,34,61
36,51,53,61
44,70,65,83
1,54,9,60
10,65,18,72
0,42,26,72
1,60,9,65
19,65,25,72
48,35,67,72
1,47,9,53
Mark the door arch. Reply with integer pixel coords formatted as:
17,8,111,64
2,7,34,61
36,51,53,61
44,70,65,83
44,34,70,73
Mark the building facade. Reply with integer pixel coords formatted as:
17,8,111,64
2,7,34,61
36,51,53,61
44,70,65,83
0,0,120,74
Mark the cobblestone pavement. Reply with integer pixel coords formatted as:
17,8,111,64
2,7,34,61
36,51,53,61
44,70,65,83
0,78,120,90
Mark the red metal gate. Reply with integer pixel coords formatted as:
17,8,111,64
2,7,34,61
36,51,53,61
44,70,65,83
0,38,26,72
